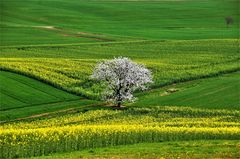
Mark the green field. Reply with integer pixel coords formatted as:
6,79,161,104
0,71,99,121
1,39,239,98
29,140,240,159
1,0,239,46
0,0,240,158
1,72,239,122
0,71,80,110
132,72,240,110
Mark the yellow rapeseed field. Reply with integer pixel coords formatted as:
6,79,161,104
1,106,240,158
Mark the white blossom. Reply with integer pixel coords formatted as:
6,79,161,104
91,57,153,107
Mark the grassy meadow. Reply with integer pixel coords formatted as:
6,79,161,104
0,0,240,158
29,140,240,159
132,72,240,110
0,71,80,111
1,0,239,46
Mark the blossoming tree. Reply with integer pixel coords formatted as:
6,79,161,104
91,57,153,107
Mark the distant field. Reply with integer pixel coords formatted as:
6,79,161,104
132,72,240,110
1,0,239,46
29,140,240,159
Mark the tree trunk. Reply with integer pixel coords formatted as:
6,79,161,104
117,102,121,107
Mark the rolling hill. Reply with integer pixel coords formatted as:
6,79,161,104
0,71,80,110
0,71,98,121
0,0,239,158
132,72,240,110
1,0,239,46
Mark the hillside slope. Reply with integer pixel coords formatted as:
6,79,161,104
132,72,240,110
0,71,80,111
1,0,239,46
0,71,100,121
